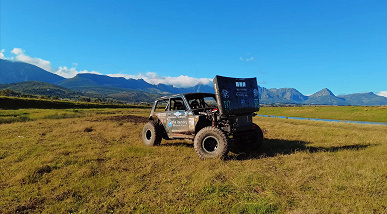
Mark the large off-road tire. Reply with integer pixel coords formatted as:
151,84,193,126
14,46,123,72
142,121,162,146
230,123,263,153
249,123,263,150
194,126,229,160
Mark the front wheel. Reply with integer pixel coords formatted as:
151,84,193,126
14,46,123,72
142,121,162,146
194,126,229,160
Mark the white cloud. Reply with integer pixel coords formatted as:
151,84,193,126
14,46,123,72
108,72,212,88
240,56,255,62
7,48,102,78
377,91,387,97
0,49,5,59
55,66,78,78
11,48,55,72
55,66,101,78
107,73,141,79
11,48,23,55
79,70,101,75
6,47,211,86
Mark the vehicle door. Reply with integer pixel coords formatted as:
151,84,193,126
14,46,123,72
165,97,190,135
152,99,168,124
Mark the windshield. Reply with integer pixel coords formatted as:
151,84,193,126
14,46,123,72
185,94,217,110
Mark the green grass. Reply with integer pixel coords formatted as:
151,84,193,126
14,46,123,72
259,106,387,123
0,108,386,213
0,108,149,124
0,110,32,123
0,96,150,110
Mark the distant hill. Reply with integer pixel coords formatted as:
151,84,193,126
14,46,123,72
57,73,214,102
0,59,65,84
0,81,83,99
154,83,214,94
304,88,347,105
338,92,387,106
64,84,161,103
59,73,214,94
259,87,307,104
1,59,386,105
59,73,154,90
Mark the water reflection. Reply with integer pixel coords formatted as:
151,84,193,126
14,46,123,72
257,115,387,126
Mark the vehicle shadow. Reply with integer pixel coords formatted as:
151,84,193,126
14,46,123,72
226,139,375,161
159,139,375,161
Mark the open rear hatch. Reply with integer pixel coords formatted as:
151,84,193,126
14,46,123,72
213,75,260,116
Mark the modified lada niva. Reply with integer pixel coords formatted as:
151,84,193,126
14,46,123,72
142,75,263,159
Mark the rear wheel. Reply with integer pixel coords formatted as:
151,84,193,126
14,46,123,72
231,123,263,153
194,126,229,160
142,121,162,146
249,123,263,150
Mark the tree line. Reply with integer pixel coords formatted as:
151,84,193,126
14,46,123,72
0,89,127,105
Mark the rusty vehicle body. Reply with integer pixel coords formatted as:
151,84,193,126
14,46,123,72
142,75,263,159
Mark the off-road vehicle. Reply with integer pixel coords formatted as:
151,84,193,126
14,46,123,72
142,75,263,159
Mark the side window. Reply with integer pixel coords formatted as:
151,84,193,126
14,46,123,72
204,97,217,107
189,99,201,109
170,98,186,111
154,100,169,113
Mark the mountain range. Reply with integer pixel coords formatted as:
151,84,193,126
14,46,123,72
1,59,386,105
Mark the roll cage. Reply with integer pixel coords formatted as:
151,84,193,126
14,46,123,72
150,93,217,116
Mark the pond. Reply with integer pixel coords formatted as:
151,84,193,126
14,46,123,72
257,115,387,126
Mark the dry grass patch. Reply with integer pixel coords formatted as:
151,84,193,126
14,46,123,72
0,109,386,213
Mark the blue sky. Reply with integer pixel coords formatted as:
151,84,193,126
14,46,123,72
1,0,386,96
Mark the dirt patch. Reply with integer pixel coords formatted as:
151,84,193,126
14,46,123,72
84,127,94,132
103,115,149,124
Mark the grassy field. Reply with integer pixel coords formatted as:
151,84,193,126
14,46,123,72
0,108,386,213
0,108,136,124
0,96,147,110
259,106,387,123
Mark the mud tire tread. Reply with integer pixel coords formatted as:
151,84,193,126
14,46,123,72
142,121,162,146
194,126,229,160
